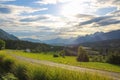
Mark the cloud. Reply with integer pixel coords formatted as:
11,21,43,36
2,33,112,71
79,16,112,26
97,0,120,7
20,15,49,22
98,19,120,26
75,14,95,19
2,26,59,40
35,0,72,5
110,10,120,16
0,4,48,27
0,0,120,40
35,0,120,9
0,4,47,15
2,9,119,40
35,0,57,5
79,10,120,26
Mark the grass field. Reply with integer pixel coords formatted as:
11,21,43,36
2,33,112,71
1,50,120,73
0,51,113,80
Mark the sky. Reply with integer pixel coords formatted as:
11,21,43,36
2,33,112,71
0,0,120,40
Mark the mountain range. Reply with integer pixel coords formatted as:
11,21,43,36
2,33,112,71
75,30,120,44
43,37,75,46
79,39,120,49
43,30,120,45
21,38,42,43
0,28,120,46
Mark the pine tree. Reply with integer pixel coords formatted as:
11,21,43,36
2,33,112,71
0,40,5,50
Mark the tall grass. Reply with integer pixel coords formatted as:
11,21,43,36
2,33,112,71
6,50,120,73
0,52,113,80
13,64,28,80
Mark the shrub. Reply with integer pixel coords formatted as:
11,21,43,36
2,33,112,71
107,51,120,65
53,54,59,57
2,58,14,72
77,46,89,62
0,55,4,63
1,73,18,80
0,40,5,50
59,50,65,58
0,55,5,75
14,64,28,80
91,55,105,62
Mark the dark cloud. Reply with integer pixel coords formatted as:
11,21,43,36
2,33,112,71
111,10,120,16
79,16,112,26
75,14,95,19
98,19,120,26
79,11,120,26
20,16,49,22
0,7,11,14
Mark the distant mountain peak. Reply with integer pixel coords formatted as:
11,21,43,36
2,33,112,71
75,30,120,44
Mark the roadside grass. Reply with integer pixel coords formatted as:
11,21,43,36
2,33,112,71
0,52,113,80
1,50,120,73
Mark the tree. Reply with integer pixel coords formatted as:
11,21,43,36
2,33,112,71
59,50,65,58
77,46,89,62
0,40,5,50
107,51,120,65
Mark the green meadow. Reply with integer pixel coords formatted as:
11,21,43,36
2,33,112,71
1,50,120,73
0,51,113,80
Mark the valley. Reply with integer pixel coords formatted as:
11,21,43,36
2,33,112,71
0,28,120,80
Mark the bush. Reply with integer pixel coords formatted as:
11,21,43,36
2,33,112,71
107,51,120,65
91,55,105,62
2,58,14,72
77,46,89,62
53,54,59,57
14,64,28,80
59,50,65,58
1,73,18,80
0,55,5,75
0,40,5,50
0,55,14,74
0,55,4,63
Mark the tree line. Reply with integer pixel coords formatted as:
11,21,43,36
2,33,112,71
0,39,63,52
76,46,120,65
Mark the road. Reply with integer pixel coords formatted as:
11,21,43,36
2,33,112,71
10,54,120,80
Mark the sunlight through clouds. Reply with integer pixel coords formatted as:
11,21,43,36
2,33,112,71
0,0,120,40
60,0,94,16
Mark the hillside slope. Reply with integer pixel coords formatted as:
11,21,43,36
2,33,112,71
0,29,19,40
